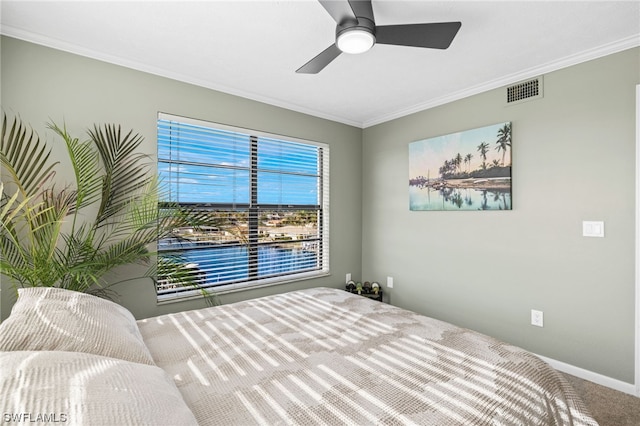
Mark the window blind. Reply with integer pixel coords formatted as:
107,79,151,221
157,113,329,300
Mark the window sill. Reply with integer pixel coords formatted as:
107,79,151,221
156,270,331,306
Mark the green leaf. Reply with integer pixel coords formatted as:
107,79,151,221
1,114,57,198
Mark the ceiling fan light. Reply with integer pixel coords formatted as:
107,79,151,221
337,29,375,54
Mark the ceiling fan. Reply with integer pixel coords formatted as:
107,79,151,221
296,0,461,74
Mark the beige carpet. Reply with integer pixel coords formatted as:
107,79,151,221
562,373,640,426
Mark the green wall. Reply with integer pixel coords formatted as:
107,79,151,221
0,36,363,320
2,35,639,384
362,47,639,383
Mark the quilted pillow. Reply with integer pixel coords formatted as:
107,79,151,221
0,287,155,365
0,351,197,426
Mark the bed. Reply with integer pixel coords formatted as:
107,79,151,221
0,286,598,425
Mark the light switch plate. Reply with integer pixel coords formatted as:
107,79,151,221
582,221,604,237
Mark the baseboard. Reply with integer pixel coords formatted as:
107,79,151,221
537,354,638,397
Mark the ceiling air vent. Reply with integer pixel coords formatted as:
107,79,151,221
506,76,543,105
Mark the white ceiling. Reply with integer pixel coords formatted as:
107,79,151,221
2,1,639,128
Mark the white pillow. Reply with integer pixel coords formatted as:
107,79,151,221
0,287,155,365
0,351,197,426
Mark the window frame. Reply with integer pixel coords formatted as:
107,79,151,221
156,113,330,302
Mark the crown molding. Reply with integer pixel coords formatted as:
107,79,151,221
0,25,363,129
2,25,638,130
363,34,640,128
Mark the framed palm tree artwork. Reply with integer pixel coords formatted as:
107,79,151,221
409,122,512,211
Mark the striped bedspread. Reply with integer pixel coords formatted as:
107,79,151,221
138,287,597,425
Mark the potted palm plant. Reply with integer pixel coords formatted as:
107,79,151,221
0,112,214,302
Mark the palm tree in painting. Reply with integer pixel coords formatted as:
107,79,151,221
477,142,489,170
455,153,463,174
464,153,473,172
495,123,512,166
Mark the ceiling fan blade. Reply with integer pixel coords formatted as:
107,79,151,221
296,44,342,74
376,22,462,49
318,0,357,26
348,0,375,23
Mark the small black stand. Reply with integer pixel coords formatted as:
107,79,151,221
345,288,383,302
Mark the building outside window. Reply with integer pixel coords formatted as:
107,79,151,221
157,113,329,301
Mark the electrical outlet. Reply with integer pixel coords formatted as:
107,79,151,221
386,276,394,288
531,309,544,327
346,273,351,283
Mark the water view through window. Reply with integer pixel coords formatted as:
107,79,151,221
157,115,329,297
158,242,318,289
156,209,322,293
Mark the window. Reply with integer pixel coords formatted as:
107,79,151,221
156,113,329,301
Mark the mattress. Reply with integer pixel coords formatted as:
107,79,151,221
138,287,598,425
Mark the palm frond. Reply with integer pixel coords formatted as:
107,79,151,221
1,113,57,198
48,122,102,213
1,182,32,225
89,124,152,226
91,236,152,277
0,182,61,286
1,114,218,302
